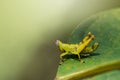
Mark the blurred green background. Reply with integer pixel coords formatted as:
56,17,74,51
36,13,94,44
0,0,120,80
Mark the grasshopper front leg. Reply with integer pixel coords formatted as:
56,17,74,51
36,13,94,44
60,52,68,62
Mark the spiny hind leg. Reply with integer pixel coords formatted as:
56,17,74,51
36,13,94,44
82,42,99,53
92,42,99,51
82,32,92,42
77,35,94,54
79,32,93,45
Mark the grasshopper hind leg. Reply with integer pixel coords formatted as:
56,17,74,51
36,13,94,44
82,42,99,54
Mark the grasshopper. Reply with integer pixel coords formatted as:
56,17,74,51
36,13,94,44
56,32,99,64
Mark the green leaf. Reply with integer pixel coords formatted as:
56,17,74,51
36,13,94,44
85,70,120,80
56,8,120,80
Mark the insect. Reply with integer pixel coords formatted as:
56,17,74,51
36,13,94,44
56,32,99,64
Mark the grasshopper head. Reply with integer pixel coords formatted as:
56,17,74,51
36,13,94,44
56,40,60,46
56,40,64,51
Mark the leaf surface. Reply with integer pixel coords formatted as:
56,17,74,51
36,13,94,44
56,9,120,80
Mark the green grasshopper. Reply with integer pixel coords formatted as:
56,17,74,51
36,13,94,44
56,32,99,64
